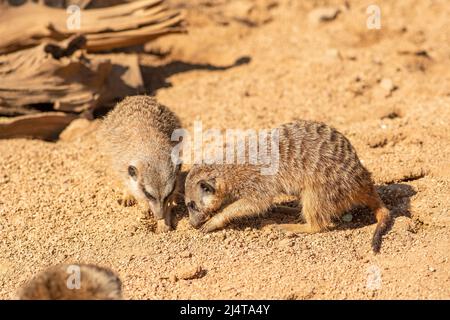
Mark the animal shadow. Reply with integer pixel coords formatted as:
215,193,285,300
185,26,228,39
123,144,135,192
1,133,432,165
230,183,416,232
171,170,189,229
335,183,416,231
141,56,251,94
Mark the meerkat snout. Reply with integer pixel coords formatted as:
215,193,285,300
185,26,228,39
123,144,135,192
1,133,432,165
185,173,224,228
126,160,177,221
187,200,206,228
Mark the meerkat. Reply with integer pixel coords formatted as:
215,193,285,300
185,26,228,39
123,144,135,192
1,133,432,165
97,96,181,232
19,264,122,300
185,120,391,252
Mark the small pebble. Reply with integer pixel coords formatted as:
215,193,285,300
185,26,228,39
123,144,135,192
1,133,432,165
176,265,205,280
325,48,341,60
308,7,340,24
180,251,192,258
380,78,396,92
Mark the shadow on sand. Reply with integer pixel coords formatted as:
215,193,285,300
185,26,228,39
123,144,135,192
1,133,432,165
140,56,251,94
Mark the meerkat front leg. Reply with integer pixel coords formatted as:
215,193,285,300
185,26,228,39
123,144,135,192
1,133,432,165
156,219,172,233
275,189,331,234
156,193,178,232
155,205,175,233
200,198,270,233
113,178,136,207
118,190,136,207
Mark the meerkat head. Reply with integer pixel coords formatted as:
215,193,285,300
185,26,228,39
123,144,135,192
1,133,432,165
185,167,227,229
126,156,180,220
19,264,122,300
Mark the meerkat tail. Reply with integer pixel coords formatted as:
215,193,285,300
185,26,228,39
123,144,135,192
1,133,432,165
371,205,391,253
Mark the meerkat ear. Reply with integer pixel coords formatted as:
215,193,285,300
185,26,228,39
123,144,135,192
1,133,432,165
199,179,216,194
128,165,138,180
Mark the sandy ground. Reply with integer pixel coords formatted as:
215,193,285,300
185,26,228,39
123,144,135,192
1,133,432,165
1,0,450,299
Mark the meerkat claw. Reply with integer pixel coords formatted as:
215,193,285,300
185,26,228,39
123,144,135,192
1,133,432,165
118,193,136,207
200,220,220,233
156,220,172,233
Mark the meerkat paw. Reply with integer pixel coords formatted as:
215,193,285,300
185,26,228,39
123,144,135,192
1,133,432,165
275,223,319,234
200,218,223,233
156,219,172,233
118,192,136,207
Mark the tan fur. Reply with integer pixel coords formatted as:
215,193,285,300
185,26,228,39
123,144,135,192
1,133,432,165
185,120,391,252
19,264,122,300
97,96,181,230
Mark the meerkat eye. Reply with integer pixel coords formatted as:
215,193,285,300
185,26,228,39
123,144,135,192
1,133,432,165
128,165,137,180
199,181,215,194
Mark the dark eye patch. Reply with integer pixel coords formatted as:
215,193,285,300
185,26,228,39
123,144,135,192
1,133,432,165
200,181,214,194
162,183,176,203
128,165,137,180
142,188,156,201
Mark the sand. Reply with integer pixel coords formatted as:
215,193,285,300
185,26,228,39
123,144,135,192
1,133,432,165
0,0,449,299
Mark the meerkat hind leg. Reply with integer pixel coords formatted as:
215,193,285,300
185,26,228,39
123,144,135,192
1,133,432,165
276,189,334,234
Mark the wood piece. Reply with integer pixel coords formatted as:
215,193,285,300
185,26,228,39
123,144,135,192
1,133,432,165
0,0,185,54
0,112,77,140
0,35,143,116
0,37,110,114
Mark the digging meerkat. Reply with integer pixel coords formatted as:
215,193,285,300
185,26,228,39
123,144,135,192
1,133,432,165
185,120,391,252
98,96,182,232
19,264,122,300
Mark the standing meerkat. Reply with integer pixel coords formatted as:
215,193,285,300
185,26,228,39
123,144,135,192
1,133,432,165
19,264,122,300
98,96,181,232
185,120,391,252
